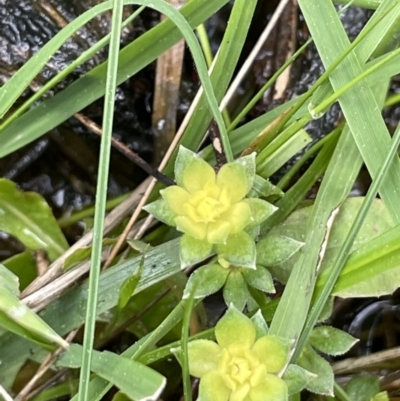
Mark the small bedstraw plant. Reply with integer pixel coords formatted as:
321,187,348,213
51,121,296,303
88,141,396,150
173,305,291,401
144,146,277,268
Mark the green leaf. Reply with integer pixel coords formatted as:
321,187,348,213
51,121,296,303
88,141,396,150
250,310,269,338
282,364,316,395
257,234,304,271
3,252,37,291
0,263,20,296
215,304,256,348
269,198,393,282
58,344,166,401
0,179,68,261
0,286,68,349
0,0,230,157
232,153,257,193
242,266,275,293
345,375,381,401
309,326,358,356
183,264,228,299
143,198,176,227
222,270,250,311
217,232,256,269
63,247,92,271
249,175,284,200
175,146,215,191
297,345,334,396
118,254,145,310
316,222,400,298
180,235,213,268
317,297,334,323
244,198,278,226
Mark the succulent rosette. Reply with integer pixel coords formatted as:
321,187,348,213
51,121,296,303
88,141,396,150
144,146,277,267
180,305,290,401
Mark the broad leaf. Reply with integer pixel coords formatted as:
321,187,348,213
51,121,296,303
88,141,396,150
282,364,316,395
297,345,334,396
223,270,249,310
0,179,68,261
268,198,393,282
257,234,303,268
309,326,358,356
183,264,229,299
345,376,381,401
58,344,166,401
0,285,68,349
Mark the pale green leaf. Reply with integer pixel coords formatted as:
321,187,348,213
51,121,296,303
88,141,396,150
0,179,68,261
222,271,250,311
244,198,277,226
215,304,255,348
257,234,304,270
250,310,269,338
183,264,228,299
297,345,334,396
0,263,20,296
282,364,316,395
269,198,393,282
217,232,256,269
345,376,381,401
143,198,176,227
58,344,166,401
316,223,400,298
0,287,68,349
249,175,284,200
309,326,358,356
227,153,256,195
242,266,275,293
180,235,213,268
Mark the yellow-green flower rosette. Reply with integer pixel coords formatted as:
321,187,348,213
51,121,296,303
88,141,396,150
184,306,290,401
144,146,276,267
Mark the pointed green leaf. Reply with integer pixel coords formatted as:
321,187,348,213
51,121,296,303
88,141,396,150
268,198,393,283
234,153,256,193
180,235,213,268
250,310,269,338
242,266,275,293
244,198,277,226
257,234,303,269
217,161,250,202
297,345,334,396
309,326,358,356
175,146,215,191
143,198,177,227
58,344,166,401
222,271,250,311
249,175,284,200
0,263,20,296
345,376,381,401
217,232,256,269
282,364,316,395
0,179,68,261
118,259,144,310
215,304,255,348
183,264,228,299
0,287,68,349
